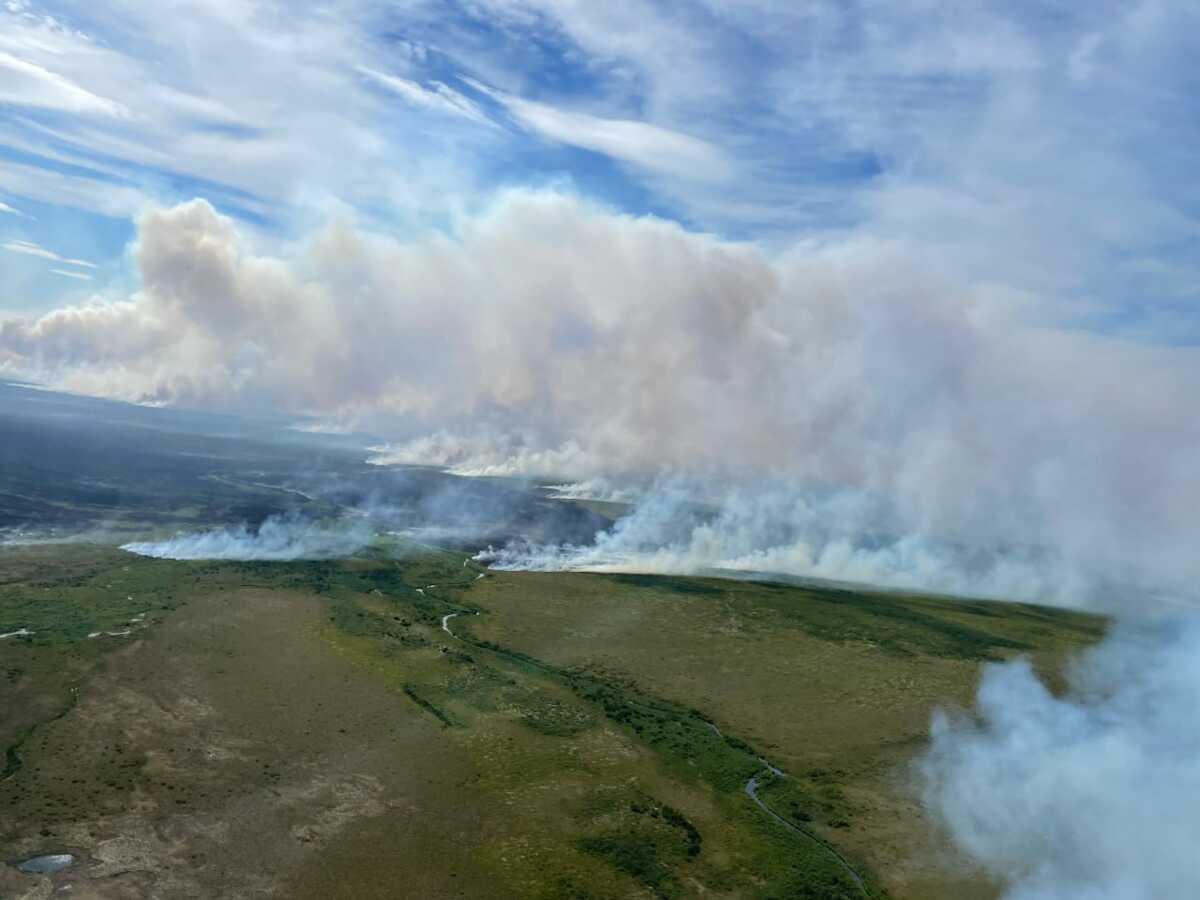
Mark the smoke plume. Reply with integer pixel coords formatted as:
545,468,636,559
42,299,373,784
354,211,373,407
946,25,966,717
3,192,1199,606
122,515,372,561
921,615,1200,899
477,478,1101,606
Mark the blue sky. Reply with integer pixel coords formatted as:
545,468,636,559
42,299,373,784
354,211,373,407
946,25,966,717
1,0,1199,339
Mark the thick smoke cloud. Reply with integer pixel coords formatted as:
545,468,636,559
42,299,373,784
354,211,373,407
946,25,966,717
921,616,1200,900
542,479,640,505
122,515,372,561
3,193,1199,606
477,479,1098,606
367,432,605,480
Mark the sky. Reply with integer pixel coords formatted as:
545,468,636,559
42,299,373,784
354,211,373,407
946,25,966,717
1,0,1198,331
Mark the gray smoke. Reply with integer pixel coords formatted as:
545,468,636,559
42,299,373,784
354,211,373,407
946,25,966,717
4,193,1198,606
921,614,1200,899
542,478,641,505
478,477,1114,608
122,514,373,560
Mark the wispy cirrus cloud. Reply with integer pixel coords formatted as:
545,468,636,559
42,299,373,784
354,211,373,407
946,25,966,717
357,66,495,128
0,1,492,236
2,239,97,268
0,49,128,117
468,79,729,181
447,0,1200,310
49,268,93,281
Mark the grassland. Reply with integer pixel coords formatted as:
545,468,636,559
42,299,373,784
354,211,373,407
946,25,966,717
0,544,1105,899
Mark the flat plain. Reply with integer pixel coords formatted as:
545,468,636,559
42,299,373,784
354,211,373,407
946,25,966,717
0,544,1105,899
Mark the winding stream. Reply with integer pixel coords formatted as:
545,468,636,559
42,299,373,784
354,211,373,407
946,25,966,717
440,606,871,896
703,719,868,893
441,611,476,636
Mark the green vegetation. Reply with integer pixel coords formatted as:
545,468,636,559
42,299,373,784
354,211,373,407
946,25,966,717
308,561,878,895
0,545,185,641
756,769,854,830
0,544,1105,899
609,573,725,596
750,583,1036,660
403,684,456,727
607,572,1100,661
571,790,706,898
577,832,679,897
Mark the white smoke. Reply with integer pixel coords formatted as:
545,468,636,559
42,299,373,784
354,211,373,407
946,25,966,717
3,193,1199,606
5,195,1196,900
122,515,372,560
921,614,1200,899
477,478,1099,606
543,478,641,505
367,432,603,479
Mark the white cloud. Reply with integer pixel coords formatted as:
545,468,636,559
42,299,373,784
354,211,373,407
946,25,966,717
455,0,1200,286
357,66,494,127
0,1,503,224
0,158,149,219
0,200,27,217
1,0,1194,294
0,48,128,116
2,239,97,268
49,268,93,281
468,78,729,180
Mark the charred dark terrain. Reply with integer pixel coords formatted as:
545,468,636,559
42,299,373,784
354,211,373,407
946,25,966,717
0,384,1107,899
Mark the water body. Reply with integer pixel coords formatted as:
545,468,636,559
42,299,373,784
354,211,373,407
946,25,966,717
704,719,866,893
17,853,74,874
